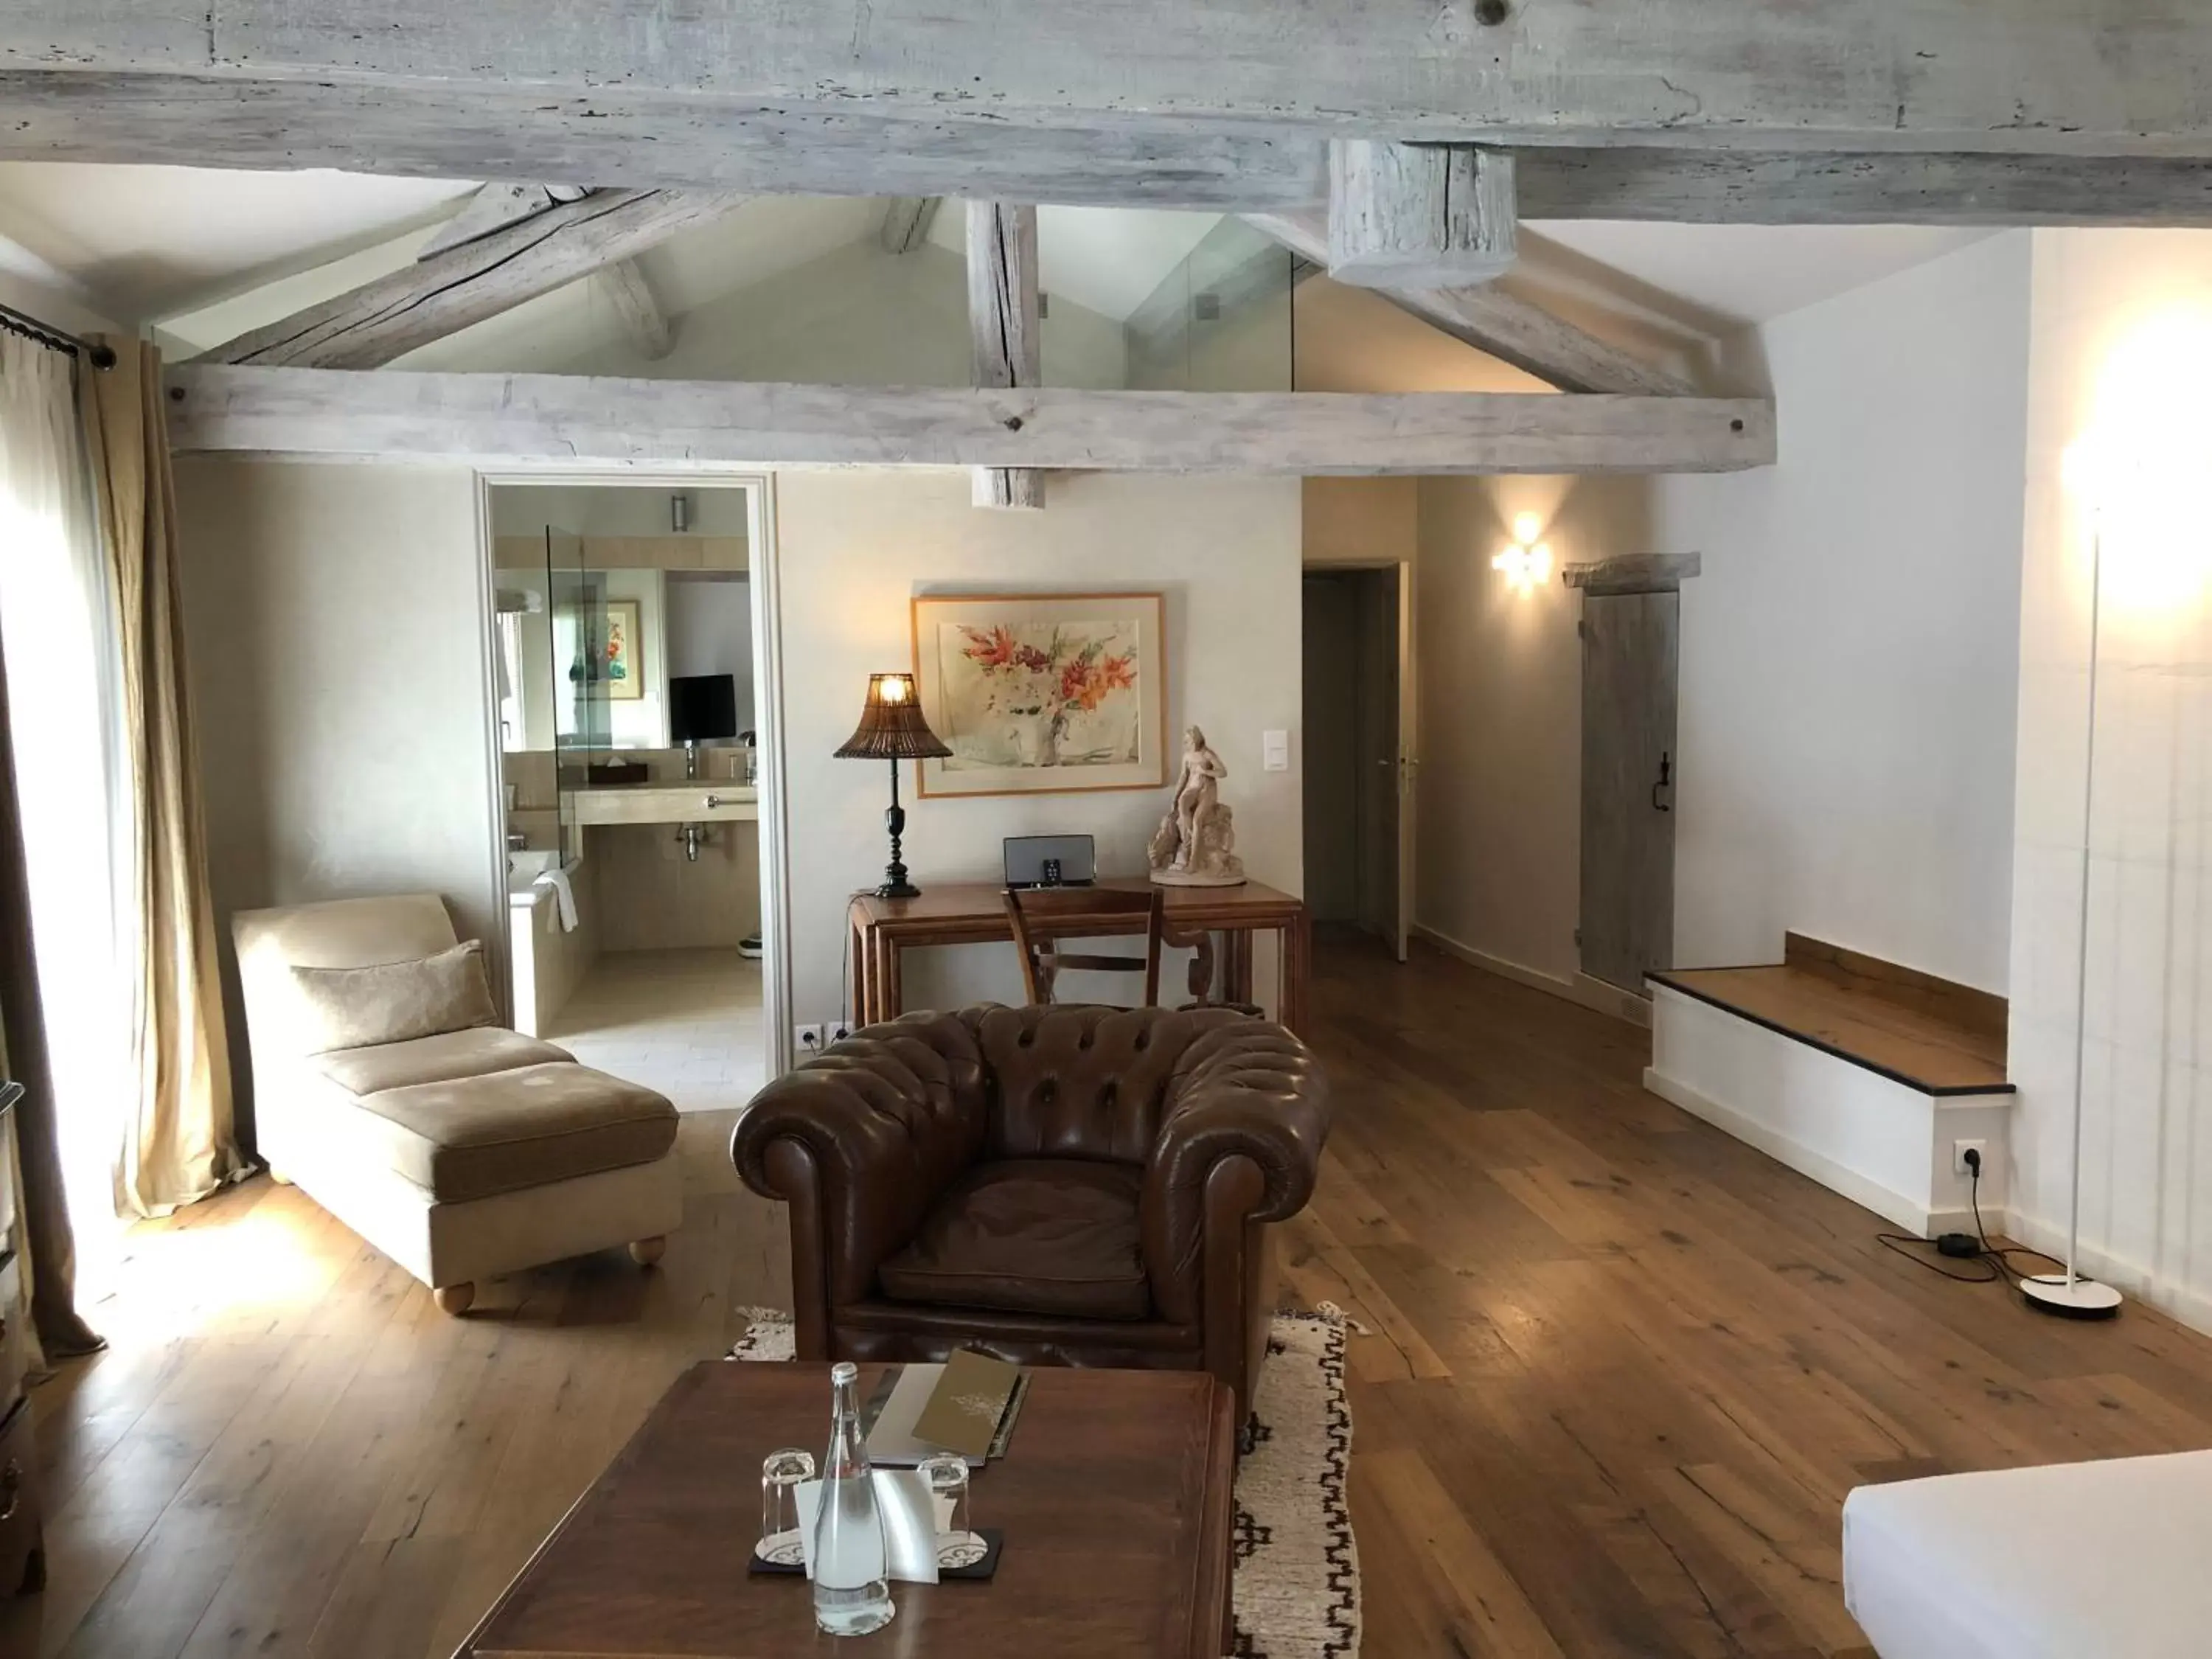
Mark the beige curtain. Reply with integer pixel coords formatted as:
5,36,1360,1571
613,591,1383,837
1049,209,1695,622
77,339,244,1216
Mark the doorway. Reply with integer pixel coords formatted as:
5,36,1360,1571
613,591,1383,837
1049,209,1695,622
482,479,783,1106
1577,590,1678,992
1301,563,1413,959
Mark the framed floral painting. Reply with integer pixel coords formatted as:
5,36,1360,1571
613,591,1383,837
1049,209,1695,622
910,591,1167,797
602,599,644,701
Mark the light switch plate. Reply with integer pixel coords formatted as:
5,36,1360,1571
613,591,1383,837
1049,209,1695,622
1262,730,1290,772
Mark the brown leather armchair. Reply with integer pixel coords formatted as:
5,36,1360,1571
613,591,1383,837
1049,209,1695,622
731,1004,1330,1422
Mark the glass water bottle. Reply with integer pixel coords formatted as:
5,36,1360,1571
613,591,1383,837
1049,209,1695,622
812,1361,894,1636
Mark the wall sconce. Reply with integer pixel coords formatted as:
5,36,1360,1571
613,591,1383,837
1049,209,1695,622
1492,512,1553,594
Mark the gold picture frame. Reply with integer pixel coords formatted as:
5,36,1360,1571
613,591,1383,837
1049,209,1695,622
911,591,1168,798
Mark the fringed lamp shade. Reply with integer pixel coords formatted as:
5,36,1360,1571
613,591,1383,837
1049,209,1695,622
835,672,949,900
835,672,952,761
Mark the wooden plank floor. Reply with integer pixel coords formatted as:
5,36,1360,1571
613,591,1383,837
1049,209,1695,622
13,937,2212,1657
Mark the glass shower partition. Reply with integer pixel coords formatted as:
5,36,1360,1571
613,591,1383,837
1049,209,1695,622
547,526,605,858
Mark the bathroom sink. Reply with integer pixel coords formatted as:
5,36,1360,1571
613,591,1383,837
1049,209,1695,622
508,848,560,882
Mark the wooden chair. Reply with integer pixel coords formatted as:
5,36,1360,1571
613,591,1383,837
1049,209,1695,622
1003,885,1164,1008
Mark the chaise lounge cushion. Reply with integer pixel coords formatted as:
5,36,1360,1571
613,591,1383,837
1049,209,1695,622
313,1028,574,1097
354,1062,678,1203
291,939,499,1051
877,1159,1151,1321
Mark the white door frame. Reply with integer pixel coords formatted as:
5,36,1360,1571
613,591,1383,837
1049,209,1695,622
470,467,796,1077
1304,556,1417,961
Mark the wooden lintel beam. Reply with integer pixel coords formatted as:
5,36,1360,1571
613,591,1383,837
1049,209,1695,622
21,4,2212,161
1242,210,1697,397
162,366,1775,476
966,201,1046,509
1562,553,1703,595
1329,142,1515,289
209,188,745,369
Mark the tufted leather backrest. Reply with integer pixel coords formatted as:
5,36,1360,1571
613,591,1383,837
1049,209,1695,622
960,1004,1253,1164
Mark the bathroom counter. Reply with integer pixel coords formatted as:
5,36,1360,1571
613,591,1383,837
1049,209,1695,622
570,783,757,827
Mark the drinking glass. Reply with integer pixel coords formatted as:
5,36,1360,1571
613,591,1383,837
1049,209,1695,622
917,1453,987,1569
759,1447,815,1566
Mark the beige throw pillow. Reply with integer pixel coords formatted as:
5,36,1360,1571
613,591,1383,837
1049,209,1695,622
289,941,498,1053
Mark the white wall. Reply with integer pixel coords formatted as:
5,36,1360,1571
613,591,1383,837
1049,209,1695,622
774,470,1304,1026
2006,228,2212,1326
173,459,501,1126
1654,232,2032,990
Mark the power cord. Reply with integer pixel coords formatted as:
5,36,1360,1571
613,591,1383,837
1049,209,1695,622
1874,1150,2069,1289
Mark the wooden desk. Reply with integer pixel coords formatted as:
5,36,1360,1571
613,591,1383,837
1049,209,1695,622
458,1363,1237,1659
849,877,1311,1033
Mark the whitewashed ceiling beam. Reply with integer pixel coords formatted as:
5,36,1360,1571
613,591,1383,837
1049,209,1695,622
208,189,745,369
1329,142,1516,289
21,2,2212,159
881,198,943,254
18,70,2212,226
1242,210,1697,397
966,201,1046,509
417,183,591,261
0,74,1321,212
163,366,1776,477
600,259,677,360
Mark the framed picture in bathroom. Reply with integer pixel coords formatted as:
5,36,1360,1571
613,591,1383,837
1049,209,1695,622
602,599,644,700
910,590,1167,798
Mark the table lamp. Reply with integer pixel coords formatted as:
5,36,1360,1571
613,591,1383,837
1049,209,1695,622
835,672,952,899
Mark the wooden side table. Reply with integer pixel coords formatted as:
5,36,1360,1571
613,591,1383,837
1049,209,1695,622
848,877,1312,1033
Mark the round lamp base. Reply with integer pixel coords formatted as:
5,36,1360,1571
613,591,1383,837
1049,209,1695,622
2020,1273,2124,1319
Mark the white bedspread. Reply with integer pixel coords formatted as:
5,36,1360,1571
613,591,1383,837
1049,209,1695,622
1844,1449,2212,1659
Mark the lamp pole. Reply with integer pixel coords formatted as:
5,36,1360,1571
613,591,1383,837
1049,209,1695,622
2023,523,2123,1319
880,757,917,900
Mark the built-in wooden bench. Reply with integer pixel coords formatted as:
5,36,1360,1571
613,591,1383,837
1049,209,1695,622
1644,934,2013,1235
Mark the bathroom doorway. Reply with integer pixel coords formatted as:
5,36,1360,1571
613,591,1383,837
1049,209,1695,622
482,477,783,1108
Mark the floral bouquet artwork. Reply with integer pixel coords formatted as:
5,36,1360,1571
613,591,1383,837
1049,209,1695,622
911,592,1167,797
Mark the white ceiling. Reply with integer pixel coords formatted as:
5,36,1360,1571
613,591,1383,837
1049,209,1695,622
0,163,476,319
1524,222,2000,326
0,161,2010,350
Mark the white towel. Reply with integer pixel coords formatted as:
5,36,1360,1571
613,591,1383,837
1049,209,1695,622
534,865,578,932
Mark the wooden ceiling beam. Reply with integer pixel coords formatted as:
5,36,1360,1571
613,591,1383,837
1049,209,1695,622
599,259,678,361
966,202,1046,509
208,189,744,369
15,67,2212,226
1329,142,1516,290
162,366,1776,477
1242,210,1698,397
20,1,2212,159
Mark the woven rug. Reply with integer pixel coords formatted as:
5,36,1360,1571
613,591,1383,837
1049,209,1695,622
728,1307,1361,1659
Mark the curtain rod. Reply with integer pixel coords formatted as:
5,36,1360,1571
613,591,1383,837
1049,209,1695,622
0,299,116,369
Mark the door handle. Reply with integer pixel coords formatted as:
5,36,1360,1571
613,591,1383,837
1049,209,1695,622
1652,753,1672,813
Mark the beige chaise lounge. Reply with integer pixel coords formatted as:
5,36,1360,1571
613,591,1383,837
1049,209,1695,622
232,894,681,1312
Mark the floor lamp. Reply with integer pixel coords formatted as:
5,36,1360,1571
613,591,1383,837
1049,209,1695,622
2022,522,2124,1320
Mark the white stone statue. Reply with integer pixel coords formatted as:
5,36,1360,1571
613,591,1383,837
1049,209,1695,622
1150,725,1246,887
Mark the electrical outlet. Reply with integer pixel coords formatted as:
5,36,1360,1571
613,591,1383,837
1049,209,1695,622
1952,1138,1989,1178
795,1023,824,1055
827,1019,852,1043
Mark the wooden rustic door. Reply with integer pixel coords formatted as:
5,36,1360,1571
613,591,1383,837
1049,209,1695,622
1579,591,1678,993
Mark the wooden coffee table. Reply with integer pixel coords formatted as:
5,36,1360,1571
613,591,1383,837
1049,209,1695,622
458,1361,1237,1658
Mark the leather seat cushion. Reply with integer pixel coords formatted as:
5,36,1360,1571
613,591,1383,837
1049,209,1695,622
313,1027,574,1097
353,1062,677,1203
877,1159,1151,1321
